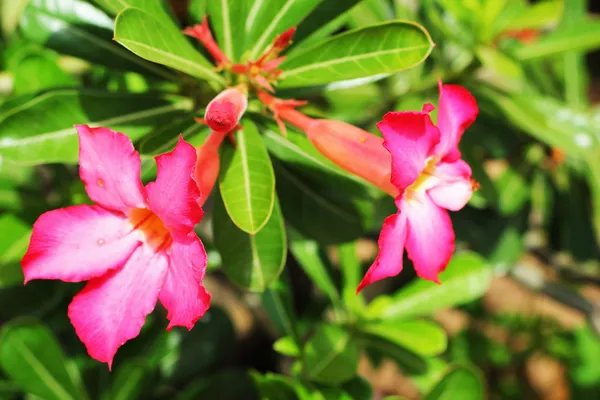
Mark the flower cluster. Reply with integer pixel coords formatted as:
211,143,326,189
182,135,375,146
21,15,479,366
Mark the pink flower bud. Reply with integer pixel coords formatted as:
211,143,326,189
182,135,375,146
204,87,248,133
304,120,398,197
274,27,296,49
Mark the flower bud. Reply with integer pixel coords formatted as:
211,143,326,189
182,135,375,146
304,120,398,196
204,87,248,133
194,131,227,205
274,27,296,50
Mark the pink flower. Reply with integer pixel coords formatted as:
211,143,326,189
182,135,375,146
21,125,211,367
357,83,479,291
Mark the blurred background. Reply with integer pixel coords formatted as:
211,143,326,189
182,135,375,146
1,0,600,399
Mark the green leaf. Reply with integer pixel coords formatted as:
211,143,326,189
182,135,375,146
424,365,485,400
252,372,301,400
176,370,260,400
10,52,74,96
304,324,359,384
114,7,225,84
213,190,287,292
91,0,172,16
342,377,373,400
1,0,30,38
0,214,29,288
21,0,172,79
501,0,563,32
274,161,370,244
273,336,300,357
107,360,149,400
0,89,192,165
515,21,600,60
293,0,360,44
279,20,434,88
0,319,86,400
360,320,447,357
219,120,276,234
338,242,366,313
245,0,323,59
289,229,340,305
208,0,249,61
363,334,427,375
261,278,299,339
366,252,493,320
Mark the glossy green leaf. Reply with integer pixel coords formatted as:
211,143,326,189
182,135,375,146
289,229,340,305
363,334,427,375
424,365,485,400
0,214,29,288
0,89,192,165
219,120,275,234
261,279,298,339
252,372,301,400
245,0,323,59
304,324,359,384
114,7,225,84
91,0,171,16
208,0,249,61
360,320,447,357
213,191,286,292
515,21,600,60
0,319,85,400
279,21,434,88
21,0,172,79
366,252,492,320
1,0,30,38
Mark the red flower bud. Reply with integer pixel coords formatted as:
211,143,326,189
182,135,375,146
274,27,296,49
204,87,248,133
183,16,230,67
194,130,227,205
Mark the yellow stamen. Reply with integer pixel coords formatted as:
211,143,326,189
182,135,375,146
129,208,172,251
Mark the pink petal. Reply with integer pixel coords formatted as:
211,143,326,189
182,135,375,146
76,125,146,213
68,245,168,367
433,83,478,162
22,205,139,283
357,211,407,292
160,234,211,330
429,181,472,211
377,112,440,193
429,159,473,211
403,195,455,283
146,137,203,234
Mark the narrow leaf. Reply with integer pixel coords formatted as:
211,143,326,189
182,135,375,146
114,7,225,83
219,120,276,234
208,0,249,61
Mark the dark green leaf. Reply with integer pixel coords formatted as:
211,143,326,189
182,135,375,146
0,319,86,400
338,242,366,313
424,365,485,400
293,0,360,44
252,372,301,400
342,376,372,400
21,0,172,79
279,21,434,88
304,324,359,384
219,120,276,234
0,89,192,165
366,252,492,320
213,190,287,292
289,229,340,305
176,370,260,400
114,7,225,83
107,360,150,400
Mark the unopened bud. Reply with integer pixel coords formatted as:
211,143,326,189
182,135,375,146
305,120,398,196
204,87,248,133
194,131,227,205
274,27,296,49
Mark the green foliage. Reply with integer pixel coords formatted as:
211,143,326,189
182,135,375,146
1,0,599,398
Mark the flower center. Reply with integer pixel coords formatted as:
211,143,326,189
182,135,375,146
404,157,440,203
129,208,172,251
